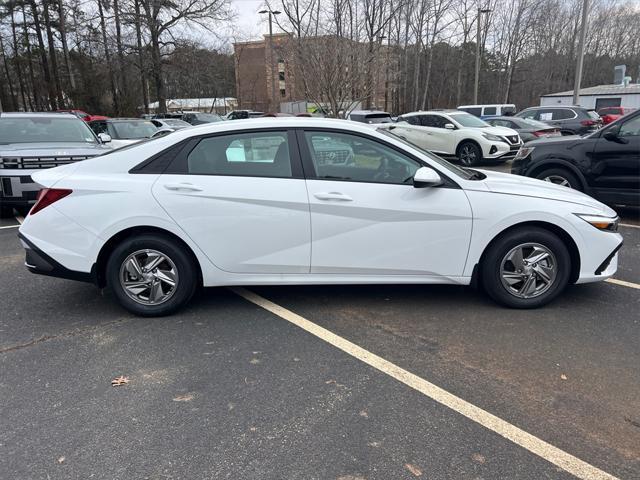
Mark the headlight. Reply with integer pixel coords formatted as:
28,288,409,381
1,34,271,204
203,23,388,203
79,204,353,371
575,214,619,232
513,146,535,161
482,133,503,142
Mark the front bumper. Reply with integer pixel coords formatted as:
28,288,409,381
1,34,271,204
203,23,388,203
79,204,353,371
0,171,40,209
483,141,522,161
19,232,96,284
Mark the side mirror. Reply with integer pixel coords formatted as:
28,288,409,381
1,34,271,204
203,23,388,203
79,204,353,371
151,128,174,138
413,166,442,188
97,133,111,143
603,130,628,144
444,123,455,130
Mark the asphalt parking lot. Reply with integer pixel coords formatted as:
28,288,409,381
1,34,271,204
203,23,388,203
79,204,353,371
1,185,639,479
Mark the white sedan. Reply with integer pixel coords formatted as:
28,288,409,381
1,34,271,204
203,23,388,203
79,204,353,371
18,118,622,316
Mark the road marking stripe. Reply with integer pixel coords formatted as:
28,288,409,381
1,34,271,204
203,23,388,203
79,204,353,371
0,224,20,230
606,278,640,289
15,215,24,224
619,223,639,229
231,286,619,480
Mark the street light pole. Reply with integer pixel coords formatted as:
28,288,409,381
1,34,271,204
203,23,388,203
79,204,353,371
473,6,491,105
572,0,589,106
259,9,281,113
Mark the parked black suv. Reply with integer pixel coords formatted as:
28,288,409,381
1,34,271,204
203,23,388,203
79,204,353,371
511,110,640,206
515,106,602,136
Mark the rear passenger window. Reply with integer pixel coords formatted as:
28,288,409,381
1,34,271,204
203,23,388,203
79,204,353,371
460,107,482,117
186,132,292,177
553,109,575,120
483,107,497,115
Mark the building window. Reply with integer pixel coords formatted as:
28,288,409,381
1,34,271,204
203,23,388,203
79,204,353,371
280,89,286,98
279,71,285,81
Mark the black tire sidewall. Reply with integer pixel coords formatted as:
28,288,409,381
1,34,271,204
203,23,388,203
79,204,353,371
481,227,571,309
458,141,482,166
106,234,197,316
535,168,581,191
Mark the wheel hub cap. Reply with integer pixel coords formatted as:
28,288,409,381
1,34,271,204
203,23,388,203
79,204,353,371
500,243,557,299
119,249,179,306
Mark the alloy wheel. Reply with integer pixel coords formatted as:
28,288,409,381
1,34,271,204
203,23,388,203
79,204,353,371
119,249,179,305
543,175,572,188
499,243,557,299
459,145,477,165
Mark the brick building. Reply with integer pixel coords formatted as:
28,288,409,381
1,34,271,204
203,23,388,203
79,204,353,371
234,34,393,114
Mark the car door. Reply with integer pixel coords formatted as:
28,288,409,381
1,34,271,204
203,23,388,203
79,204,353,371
590,114,640,202
299,129,473,276
152,129,311,274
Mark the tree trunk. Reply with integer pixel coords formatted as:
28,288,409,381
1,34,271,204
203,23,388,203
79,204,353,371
149,28,166,113
22,2,38,110
42,0,65,108
9,5,28,110
113,0,127,110
134,0,149,114
0,36,17,111
97,0,120,114
30,0,57,110
57,0,76,91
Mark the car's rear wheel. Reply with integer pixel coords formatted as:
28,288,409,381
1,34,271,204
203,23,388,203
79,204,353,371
481,227,571,308
106,234,198,316
457,141,482,166
535,168,581,191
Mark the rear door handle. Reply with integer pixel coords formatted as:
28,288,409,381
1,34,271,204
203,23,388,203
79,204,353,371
314,192,353,201
164,183,203,192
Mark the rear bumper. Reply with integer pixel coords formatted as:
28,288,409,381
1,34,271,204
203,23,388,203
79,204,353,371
18,232,96,284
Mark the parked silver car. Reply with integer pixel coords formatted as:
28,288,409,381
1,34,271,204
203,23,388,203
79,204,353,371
0,112,110,217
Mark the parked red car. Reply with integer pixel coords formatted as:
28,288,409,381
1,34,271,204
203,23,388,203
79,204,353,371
56,109,109,122
597,106,635,125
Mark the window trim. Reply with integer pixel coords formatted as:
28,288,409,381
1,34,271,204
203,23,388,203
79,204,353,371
163,128,305,179
295,127,460,188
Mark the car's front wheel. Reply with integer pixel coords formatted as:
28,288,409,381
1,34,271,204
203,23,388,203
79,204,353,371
457,141,482,166
481,227,571,308
535,168,581,191
106,234,198,316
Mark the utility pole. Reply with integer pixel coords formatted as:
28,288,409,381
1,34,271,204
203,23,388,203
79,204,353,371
473,5,491,105
572,0,589,106
259,9,281,113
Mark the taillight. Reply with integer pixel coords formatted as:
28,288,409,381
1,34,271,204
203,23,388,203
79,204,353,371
580,119,598,126
533,131,546,137
29,188,73,215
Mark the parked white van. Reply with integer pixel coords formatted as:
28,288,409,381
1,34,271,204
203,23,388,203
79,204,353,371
457,104,516,119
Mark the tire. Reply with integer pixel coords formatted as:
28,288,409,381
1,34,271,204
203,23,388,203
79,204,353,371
481,227,571,309
457,141,482,166
0,205,14,219
106,234,198,316
535,168,581,191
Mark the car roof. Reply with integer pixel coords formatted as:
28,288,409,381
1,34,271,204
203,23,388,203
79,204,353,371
401,110,460,117
96,118,153,123
0,111,79,118
521,105,585,110
350,110,391,115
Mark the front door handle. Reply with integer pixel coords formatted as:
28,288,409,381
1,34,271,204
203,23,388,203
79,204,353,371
314,192,353,201
164,183,203,192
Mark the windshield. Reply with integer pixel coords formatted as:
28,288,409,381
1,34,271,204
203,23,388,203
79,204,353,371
196,113,223,122
0,116,98,144
110,120,158,139
366,114,393,123
378,128,476,180
163,119,191,127
449,112,490,128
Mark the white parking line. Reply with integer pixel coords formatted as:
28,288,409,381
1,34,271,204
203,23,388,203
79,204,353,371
231,287,618,480
606,278,640,289
0,224,20,230
619,223,640,229
15,215,24,224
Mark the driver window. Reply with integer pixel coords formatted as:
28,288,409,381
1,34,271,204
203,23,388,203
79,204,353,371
304,131,420,185
618,116,640,137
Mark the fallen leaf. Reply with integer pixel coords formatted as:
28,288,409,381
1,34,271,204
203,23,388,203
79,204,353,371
173,394,194,402
367,441,380,448
111,376,129,387
249,358,261,364
560,374,568,380
472,453,486,464
405,463,422,476
57,456,65,464
359,410,369,418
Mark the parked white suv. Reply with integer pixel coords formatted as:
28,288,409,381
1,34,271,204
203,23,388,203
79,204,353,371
388,110,522,165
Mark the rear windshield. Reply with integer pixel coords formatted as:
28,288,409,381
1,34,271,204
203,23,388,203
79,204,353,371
365,113,393,123
0,116,98,144
195,113,224,122
587,111,601,120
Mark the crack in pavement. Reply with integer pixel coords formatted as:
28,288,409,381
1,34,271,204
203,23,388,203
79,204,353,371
0,318,129,354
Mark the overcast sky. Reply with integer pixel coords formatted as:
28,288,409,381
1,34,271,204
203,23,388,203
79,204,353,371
231,0,279,41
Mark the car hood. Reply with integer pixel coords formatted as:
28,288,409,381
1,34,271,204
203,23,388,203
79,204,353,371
474,169,616,215
526,135,585,148
0,143,109,157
